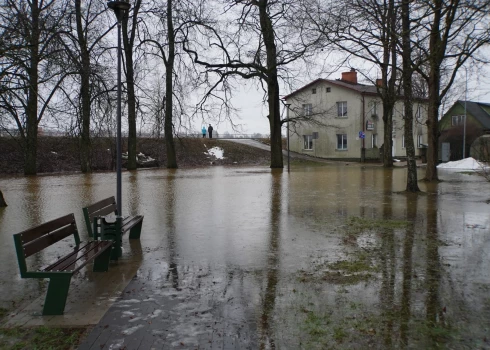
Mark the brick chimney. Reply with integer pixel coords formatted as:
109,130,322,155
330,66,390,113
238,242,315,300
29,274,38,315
341,68,357,84
376,79,383,87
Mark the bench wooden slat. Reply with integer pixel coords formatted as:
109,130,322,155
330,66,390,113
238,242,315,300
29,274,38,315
44,241,113,273
89,204,117,221
23,224,76,258
121,215,144,233
85,197,116,215
16,214,75,245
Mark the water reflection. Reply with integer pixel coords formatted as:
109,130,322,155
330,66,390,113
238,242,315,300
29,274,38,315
259,170,283,349
1,165,489,349
165,170,179,290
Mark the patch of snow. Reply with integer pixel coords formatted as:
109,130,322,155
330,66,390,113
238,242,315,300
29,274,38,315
205,147,224,159
393,158,401,162
121,324,144,335
437,157,486,170
50,151,58,155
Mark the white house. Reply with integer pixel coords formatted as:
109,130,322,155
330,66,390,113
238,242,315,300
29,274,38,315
283,69,428,161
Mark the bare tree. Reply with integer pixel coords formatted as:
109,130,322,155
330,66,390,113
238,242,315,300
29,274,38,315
401,0,420,192
305,0,400,167
0,0,68,175
412,0,490,181
122,0,143,170
184,0,319,168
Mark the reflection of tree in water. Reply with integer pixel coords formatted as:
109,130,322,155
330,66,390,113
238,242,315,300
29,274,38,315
165,171,180,290
400,193,417,347
380,170,395,348
127,171,140,216
259,171,283,350
425,193,442,345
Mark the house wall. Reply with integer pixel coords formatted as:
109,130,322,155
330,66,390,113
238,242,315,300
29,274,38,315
439,104,482,131
285,81,428,160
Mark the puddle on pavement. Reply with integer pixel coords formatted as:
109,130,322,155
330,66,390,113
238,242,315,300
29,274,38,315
1,165,489,348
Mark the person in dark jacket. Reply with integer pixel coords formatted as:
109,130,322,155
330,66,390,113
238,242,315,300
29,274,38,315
208,124,213,139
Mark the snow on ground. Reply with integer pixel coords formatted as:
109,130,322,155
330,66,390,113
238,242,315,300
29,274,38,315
205,147,224,159
437,157,486,170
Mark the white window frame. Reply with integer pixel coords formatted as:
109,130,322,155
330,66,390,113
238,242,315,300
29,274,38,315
371,134,378,148
304,135,313,150
303,104,312,116
312,88,317,94
337,134,348,150
417,134,423,148
326,87,331,93
337,101,347,117
452,115,464,126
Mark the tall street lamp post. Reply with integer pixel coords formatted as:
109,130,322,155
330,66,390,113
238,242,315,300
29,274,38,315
285,103,291,173
463,66,467,159
108,1,130,216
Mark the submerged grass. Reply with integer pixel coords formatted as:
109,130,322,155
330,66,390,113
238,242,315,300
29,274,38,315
347,216,410,232
0,326,86,350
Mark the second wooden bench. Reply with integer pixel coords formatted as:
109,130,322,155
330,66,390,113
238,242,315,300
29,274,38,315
83,196,144,260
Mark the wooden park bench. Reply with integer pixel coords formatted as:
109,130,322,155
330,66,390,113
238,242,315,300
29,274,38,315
13,214,113,315
82,196,143,260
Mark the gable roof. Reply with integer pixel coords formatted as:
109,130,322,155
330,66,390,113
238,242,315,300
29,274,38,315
452,100,490,129
282,78,380,100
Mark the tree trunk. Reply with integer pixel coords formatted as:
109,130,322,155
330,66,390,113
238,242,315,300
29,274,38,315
24,1,40,176
122,2,141,171
259,0,283,168
401,0,419,192
0,190,7,207
165,0,178,169
424,0,442,182
76,0,92,173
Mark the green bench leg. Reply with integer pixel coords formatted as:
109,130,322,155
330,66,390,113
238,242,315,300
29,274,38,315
43,274,72,315
128,220,143,239
93,245,112,272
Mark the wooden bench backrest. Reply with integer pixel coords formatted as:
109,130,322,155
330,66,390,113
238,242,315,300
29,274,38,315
13,214,80,276
82,197,117,237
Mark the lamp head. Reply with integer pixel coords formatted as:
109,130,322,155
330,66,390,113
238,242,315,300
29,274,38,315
107,1,131,22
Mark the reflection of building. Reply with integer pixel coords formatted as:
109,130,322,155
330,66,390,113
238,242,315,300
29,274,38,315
283,69,428,161
439,100,490,160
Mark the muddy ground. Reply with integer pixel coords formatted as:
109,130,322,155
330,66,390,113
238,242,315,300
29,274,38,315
0,137,274,175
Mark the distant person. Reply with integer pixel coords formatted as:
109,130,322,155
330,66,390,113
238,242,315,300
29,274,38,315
208,124,213,139
202,126,206,138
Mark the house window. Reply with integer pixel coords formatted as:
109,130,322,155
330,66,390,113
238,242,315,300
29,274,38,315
312,88,317,94
326,87,331,93
452,115,465,126
417,134,423,148
415,105,422,121
371,134,378,148
304,135,313,150
337,134,347,150
337,101,347,117
402,135,405,149
303,104,312,116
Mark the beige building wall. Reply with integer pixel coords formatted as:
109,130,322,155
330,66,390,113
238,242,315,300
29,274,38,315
285,80,427,160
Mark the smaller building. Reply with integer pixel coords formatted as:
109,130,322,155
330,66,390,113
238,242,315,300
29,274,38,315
439,100,490,160
283,70,428,161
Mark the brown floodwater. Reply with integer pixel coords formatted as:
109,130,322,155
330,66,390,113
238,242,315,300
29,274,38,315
0,163,489,348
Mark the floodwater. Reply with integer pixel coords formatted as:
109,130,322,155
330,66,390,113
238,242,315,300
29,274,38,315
1,164,489,348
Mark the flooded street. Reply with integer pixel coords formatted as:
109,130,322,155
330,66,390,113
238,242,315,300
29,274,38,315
1,164,489,348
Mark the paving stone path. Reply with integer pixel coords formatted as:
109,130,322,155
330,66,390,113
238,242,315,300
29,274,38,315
78,264,259,350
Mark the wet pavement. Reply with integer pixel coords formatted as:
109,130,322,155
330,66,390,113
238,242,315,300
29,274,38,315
0,164,490,349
